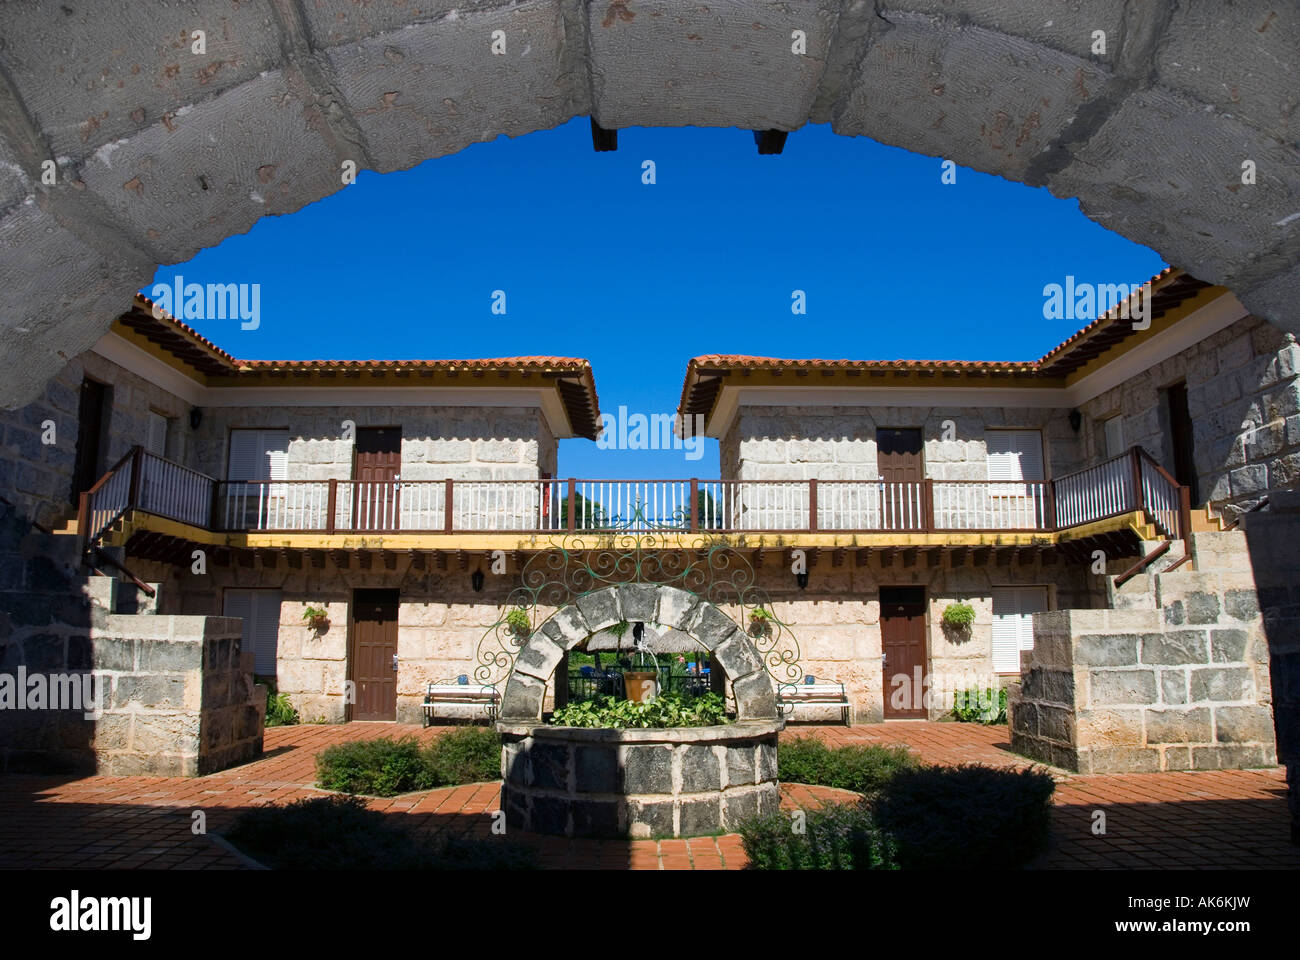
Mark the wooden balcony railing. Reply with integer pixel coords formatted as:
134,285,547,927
77,446,1192,549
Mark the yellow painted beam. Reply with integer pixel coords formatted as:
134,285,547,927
103,509,1156,553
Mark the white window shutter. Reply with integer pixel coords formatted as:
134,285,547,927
227,431,261,481
146,412,168,458
986,431,1018,481
991,588,1021,674
1017,587,1048,652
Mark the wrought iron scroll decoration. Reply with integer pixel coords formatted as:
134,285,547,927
471,500,805,689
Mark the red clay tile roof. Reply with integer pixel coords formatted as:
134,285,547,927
678,268,1226,427
119,294,601,439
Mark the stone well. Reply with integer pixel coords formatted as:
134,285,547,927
498,719,783,839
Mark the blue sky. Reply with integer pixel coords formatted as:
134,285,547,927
149,118,1166,479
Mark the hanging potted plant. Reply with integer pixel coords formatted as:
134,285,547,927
301,604,330,634
941,601,976,640
748,606,773,638
505,607,531,638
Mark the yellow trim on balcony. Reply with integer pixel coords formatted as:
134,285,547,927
101,509,1156,555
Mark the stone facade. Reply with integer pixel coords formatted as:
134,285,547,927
0,346,195,531
498,720,783,838
1077,314,1300,519
1010,531,1276,773
724,404,1082,483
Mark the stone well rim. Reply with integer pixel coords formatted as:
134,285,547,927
496,719,784,743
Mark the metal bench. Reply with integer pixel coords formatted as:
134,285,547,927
777,676,851,726
422,676,500,725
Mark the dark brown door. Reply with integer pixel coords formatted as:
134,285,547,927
353,427,401,530
877,428,924,530
1164,382,1199,504
881,586,927,719
71,378,110,505
350,589,399,721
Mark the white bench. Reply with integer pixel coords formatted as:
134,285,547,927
777,677,852,726
423,678,500,725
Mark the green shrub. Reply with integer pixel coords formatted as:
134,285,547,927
549,692,728,728
505,608,531,636
265,688,299,727
315,730,503,796
777,736,919,794
739,801,896,870
874,764,1056,870
941,602,976,629
951,687,1008,724
316,736,435,796
425,726,501,786
226,796,536,870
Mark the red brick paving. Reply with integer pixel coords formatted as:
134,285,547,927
0,721,1294,870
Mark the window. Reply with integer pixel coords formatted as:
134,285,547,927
146,411,169,458
986,429,1044,497
991,586,1049,674
223,589,283,676
225,429,289,528
1103,416,1125,459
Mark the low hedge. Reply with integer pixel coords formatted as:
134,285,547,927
738,801,896,870
226,796,536,870
777,736,919,794
315,728,500,796
873,764,1056,870
548,692,728,729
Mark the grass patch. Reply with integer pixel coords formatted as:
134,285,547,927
739,801,896,870
874,764,1056,869
226,796,536,870
777,736,920,794
315,728,501,797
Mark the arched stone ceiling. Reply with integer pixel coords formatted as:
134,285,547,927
0,0,1296,408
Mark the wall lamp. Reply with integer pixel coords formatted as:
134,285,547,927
1068,409,1082,433
189,407,203,430
470,569,484,592
795,571,809,590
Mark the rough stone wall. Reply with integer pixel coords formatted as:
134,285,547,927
195,405,552,482
0,345,195,530
1077,314,1300,517
732,405,1082,482
1010,533,1276,773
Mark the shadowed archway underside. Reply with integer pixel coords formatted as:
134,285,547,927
0,1,1297,407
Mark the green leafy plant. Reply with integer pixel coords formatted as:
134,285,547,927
265,686,299,727
749,607,771,622
941,602,976,630
504,607,531,637
873,765,1056,870
301,604,329,631
738,801,896,870
777,737,919,795
608,619,630,640
951,687,1008,724
225,795,536,870
315,728,503,796
549,692,728,729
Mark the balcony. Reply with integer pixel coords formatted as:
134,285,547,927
80,446,1190,557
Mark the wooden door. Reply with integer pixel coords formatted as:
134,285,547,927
353,427,401,530
71,378,109,505
1165,382,1199,504
350,589,399,721
877,428,923,530
881,586,927,719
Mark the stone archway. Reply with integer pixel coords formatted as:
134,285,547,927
1,2,1298,407
498,581,778,720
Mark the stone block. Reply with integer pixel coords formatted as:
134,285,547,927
626,799,674,839
500,673,546,719
1079,747,1162,775
692,603,740,651
1184,592,1222,625
1160,670,1189,705
1141,631,1208,665
1145,707,1212,744
623,745,673,794
1215,704,1277,744
576,587,622,634
616,582,659,624
139,638,202,673
1224,589,1261,622
575,745,618,793
513,631,565,683
657,587,699,632
714,633,762,681
678,797,721,838
113,674,189,710
1075,634,1138,667
528,742,569,792
1210,629,1249,664
732,671,777,719
1089,669,1158,706
1192,744,1272,770
1078,708,1144,747
725,744,756,787
681,745,721,793
1190,667,1252,703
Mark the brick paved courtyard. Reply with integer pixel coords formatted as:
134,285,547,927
1,722,1294,870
